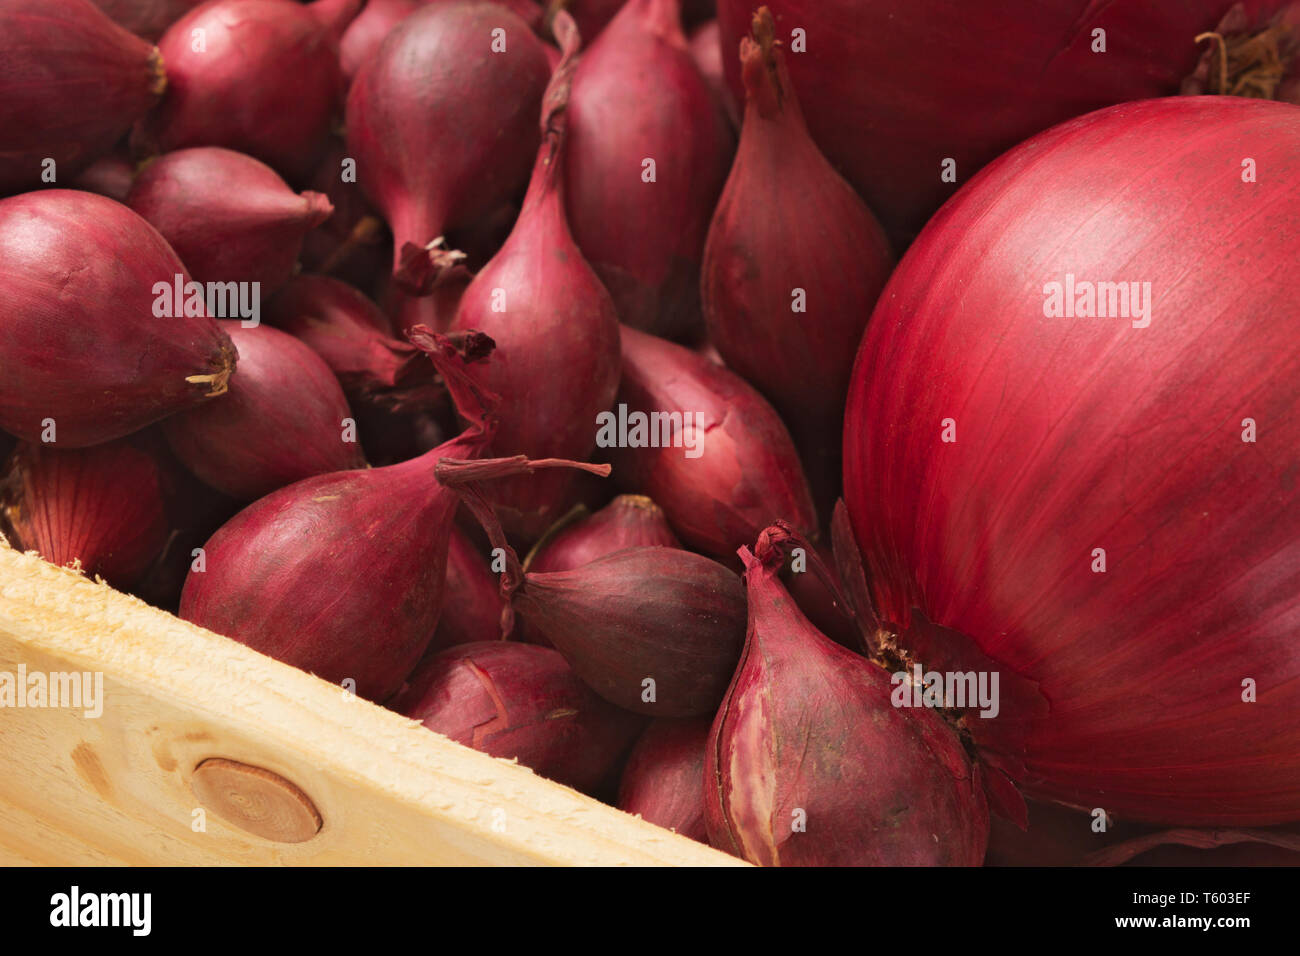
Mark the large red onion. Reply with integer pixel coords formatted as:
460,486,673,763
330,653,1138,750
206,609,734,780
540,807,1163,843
346,1,551,293
0,190,235,447
0,0,165,195
702,7,892,508
717,0,1298,246
843,97,1300,826
91,0,206,39
127,147,333,294
564,0,733,338
611,325,815,562
449,18,621,540
138,0,363,183
704,524,989,865
162,321,365,500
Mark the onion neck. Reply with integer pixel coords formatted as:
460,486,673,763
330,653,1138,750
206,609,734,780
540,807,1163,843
739,6,806,126
1187,4,1300,102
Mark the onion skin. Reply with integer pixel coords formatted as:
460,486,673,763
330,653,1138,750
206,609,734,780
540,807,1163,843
0,190,235,447
91,0,206,40
611,326,816,562
704,530,989,866
717,0,1294,246
514,546,747,717
617,717,711,842
427,528,505,653
0,0,165,195
449,21,621,540
392,641,645,795
843,97,1300,825
162,321,365,501
564,0,734,338
529,495,681,573
265,275,439,410
702,8,891,505
1,437,173,589
688,19,739,129
139,0,362,183
128,147,333,294
70,151,138,204
347,1,551,292
340,0,421,83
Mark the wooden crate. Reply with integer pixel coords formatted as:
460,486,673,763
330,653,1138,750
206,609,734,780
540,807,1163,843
0,541,739,866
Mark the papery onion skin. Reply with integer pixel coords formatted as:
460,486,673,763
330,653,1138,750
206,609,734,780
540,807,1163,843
392,641,645,795
716,0,1295,246
127,147,333,295
617,717,711,842
0,190,235,447
564,0,734,338
843,96,1300,826
611,326,816,562
347,1,551,292
162,321,365,501
0,0,164,195
704,531,989,865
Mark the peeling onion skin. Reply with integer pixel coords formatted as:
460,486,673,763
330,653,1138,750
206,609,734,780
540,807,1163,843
611,326,816,563
704,535,989,866
162,321,366,501
843,97,1300,826
717,0,1295,247
392,641,646,795
127,147,333,295
0,190,235,447
564,0,734,339
0,0,165,195
617,717,711,842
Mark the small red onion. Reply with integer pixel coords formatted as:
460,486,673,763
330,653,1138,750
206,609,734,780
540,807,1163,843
528,495,681,574
426,528,505,653
617,718,710,842
70,150,138,204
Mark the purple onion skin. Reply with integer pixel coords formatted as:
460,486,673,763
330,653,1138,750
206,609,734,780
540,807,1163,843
392,641,645,795
514,546,747,718
0,190,235,447
163,321,365,501
0,0,164,194
611,325,816,562
180,427,488,703
426,528,506,653
617,718,711,842
128,147,333,294
70,151,137,203
704,540,989,866
139,0,362,183
529,495,681,573
0,435,174,589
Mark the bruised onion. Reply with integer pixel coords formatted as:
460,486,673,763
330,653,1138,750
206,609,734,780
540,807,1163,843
266,275,439,410
392,641,644,795
128,148,333,295
564,0,733,338
0,0,165,195
617,718,710,842
842,97,1300,825
138,0,362,183
448,17,620,540
704,524,989,865
610,326,815,562
1,436,174,589
702,8,892,503
0,190,235,447
346,1,551,292
162,321,365,501
528,495,681,573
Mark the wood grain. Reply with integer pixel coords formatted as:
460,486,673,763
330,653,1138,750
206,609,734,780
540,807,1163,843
0,542,741,866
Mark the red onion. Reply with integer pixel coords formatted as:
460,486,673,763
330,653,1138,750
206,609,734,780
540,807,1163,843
617,718,710,842
527,494,680,573
162,321,365,501
688,19,738,129
704,524,989,865
426,528,505,653
449,17,621,540
611,325,815,562
1,436,174,589
265,275,440,410
702,8,891,509
0,190,235,447
842,97,1300,825
91,0,206,40
138,0,363,183
717,0,1298,245
128,148,333,295
0,0,165,195
346,1,551,292
297,138,389,292
340,0,421,83
392,641,644,795
70,150,137,204
564,0,733,338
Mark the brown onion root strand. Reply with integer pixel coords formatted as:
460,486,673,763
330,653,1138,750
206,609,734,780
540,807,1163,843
1194,26,1294,99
